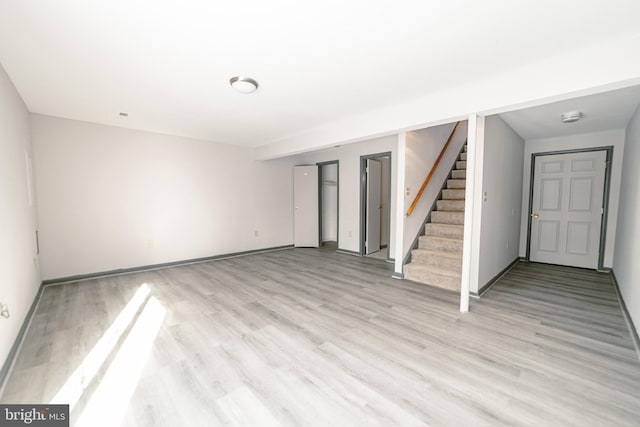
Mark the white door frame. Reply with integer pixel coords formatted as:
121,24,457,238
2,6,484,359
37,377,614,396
359,152,392,258
365,159,382,254
525,146,613,271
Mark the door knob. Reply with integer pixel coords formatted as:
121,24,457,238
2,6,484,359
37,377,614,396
531,213,539,219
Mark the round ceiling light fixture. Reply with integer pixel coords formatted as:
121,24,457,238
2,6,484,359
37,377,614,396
230,76,259,94
561,111,583,123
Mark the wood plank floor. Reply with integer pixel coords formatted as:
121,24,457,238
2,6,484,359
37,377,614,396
2,249,639,426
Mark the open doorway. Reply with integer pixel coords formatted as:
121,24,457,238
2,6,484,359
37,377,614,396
318,161,339,250
360,152,391,260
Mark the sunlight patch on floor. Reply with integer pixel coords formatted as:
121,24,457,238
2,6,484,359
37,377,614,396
50,284,151,409
76,296,166,427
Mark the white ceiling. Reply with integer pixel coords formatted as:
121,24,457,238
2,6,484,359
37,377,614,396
1,1,639,148
499,85,640,140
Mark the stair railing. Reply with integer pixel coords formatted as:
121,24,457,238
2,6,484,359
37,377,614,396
405,121,461,216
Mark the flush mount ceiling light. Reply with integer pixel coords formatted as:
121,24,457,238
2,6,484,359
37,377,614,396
230,76,259,94
561,111,583,123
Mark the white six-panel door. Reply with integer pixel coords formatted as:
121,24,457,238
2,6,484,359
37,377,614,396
529,151,606,269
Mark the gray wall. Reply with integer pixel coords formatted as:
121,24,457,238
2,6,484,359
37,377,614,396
478,115,524,289
31,114,297,280
0,65,41,368
614,104,640,331
296,135,397,254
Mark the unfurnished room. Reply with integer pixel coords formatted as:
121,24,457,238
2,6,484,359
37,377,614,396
1,1,640,426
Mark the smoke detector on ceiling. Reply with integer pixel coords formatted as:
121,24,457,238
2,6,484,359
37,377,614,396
561,111,582,123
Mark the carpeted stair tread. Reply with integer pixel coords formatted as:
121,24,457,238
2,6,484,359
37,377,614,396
410,249,463,270
404,264,461,291
418,235,463,253
452,170,466,179
442,189,465,200
404,143,467,292
425,223,464,239
431,211,464,225
436,200,465,212
447,179,466,189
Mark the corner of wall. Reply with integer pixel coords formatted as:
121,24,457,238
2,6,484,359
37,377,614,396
0,62,42,383
477,114,524,290
612,102,640,335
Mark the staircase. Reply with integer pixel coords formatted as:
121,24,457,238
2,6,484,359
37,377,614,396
404,145,467,291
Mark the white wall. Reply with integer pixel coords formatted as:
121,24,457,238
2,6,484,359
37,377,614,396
0,65,41,370
518,129,625,268
614,105,640,330
296,135,397,255
477,115,524,291
403,121,468,258
31,115,296,280
320,163,338,242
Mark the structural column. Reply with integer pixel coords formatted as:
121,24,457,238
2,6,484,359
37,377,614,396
460,114,485,312
393,132,407,278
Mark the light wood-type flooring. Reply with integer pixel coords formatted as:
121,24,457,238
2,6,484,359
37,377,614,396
2,248,640,426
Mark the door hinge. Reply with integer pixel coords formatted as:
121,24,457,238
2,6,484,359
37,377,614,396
601,207,604,214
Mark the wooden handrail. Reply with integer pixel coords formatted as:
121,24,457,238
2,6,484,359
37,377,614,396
406,121,461,216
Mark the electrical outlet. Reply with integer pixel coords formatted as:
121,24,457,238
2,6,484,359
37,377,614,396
147,239,154,249
348,231,352,238
405,187,410,196
254,230,259,237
